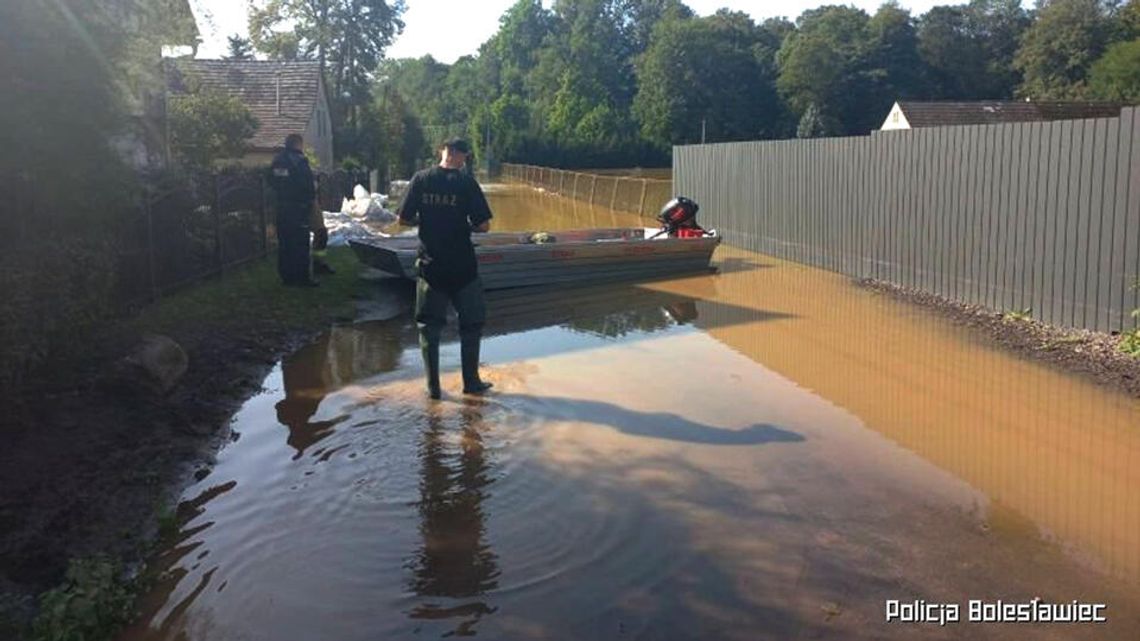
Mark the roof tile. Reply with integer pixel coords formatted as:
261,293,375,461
166,60,323,150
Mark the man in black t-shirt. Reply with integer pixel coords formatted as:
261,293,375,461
397,137,494,400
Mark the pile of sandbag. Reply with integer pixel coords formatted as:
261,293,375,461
341,185,396,223
324,210,381,247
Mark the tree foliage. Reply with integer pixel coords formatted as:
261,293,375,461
777,6,877,136
168,90,259,170
359,0,1135,170
635,10,788,148
917,0,1031,99
1088,38,1140,100
1014,0,1117,99
226,34,254,60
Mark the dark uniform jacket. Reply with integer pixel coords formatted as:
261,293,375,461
397,166,493,292
270,147,316,208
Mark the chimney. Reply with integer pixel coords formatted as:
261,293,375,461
276,71,282,116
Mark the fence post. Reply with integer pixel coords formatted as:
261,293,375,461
589,175,597,204
558,170,565,194
213,173,224,276
610,178,619,210
638,179,648,216
259,173,268,258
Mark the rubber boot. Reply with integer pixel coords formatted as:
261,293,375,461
461,336,492,394
422,340,442,400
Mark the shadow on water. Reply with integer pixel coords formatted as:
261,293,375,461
272,278,795,425
496,393,804,446
407,399,501,637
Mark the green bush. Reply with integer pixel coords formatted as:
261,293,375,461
0,236,119,391
168,88,259,171
31,558,134,641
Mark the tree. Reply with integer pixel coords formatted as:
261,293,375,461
382,56,455,129
614,0,693,57
918,6,987,98
226,34,254,60
1119,0,1140,38
248,0,406,130
968,0,1030,96
777,6,875,135
1014,0,1116,99
918,0,1029,99
634,10,786,148
797,103,833,138
540,0,639,132
487,0,556,95
168,90,259,170
1088,38,1140,100
866,3,928,102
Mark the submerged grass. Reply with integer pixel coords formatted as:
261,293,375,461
1122,280,1140,358
1002,307,1033,323
1122,310,1140,357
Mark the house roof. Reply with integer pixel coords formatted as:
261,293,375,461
166,60,324,151
895,101,1124,128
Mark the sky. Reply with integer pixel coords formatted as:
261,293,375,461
192,0,949,62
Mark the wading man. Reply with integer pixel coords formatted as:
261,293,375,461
397,138,493,399
270,133,319,287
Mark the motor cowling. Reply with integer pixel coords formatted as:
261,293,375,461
656,196,704,237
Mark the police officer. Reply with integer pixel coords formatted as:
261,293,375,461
270,133,318,287
397,137,493,399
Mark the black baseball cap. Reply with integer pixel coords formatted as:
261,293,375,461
442,137,472,154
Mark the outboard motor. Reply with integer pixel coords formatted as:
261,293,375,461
653,196,706,238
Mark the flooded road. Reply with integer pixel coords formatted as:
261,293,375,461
122,185,1140,640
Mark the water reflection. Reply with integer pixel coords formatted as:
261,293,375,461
274,321,404,456
408,400,500,636
646,245,1140,585
271,282,760,395
564,299,702,338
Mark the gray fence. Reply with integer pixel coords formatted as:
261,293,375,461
674,107,1140,332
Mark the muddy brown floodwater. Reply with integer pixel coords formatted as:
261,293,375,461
120,185,1140,641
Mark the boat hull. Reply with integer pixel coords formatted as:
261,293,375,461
349,228,721,290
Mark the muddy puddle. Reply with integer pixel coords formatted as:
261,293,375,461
121,186,1140,640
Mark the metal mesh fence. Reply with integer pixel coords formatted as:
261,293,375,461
501,163,674,219
116,170,272,303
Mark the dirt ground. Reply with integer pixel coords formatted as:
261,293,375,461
857,278,1140,399
0,249,379,637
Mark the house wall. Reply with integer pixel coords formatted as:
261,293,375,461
879,103,911,130
305,77,335,172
